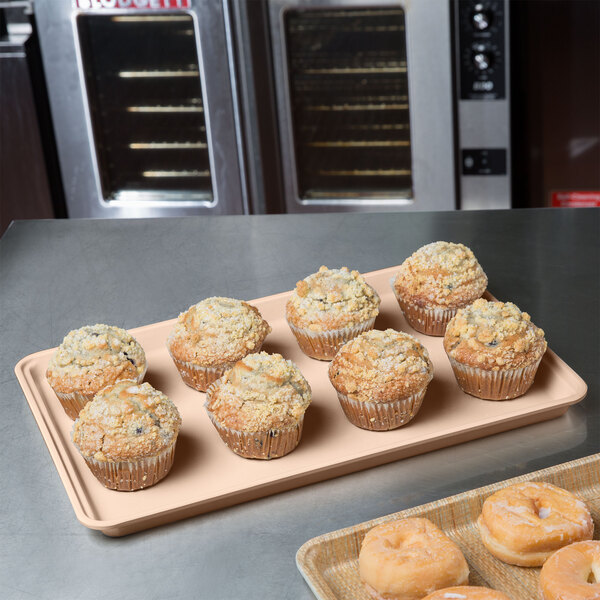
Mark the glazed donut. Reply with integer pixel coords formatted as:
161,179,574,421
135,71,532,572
422,586,512,599
477,481,593,566
540,541,600,600
358,517,469,600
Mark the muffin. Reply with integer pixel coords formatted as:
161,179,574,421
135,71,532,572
286,266,380,360
46,324,147,419
205,352,311,459
444,298,547,400
72,380,181,491
328,329,433,430
167,296,271,392
392,241,487,336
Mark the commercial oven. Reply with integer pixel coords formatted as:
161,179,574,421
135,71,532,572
33,0,512,217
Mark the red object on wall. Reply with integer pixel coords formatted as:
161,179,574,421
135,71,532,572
551,191,600,207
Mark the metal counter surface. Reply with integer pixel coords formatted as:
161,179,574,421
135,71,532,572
1,209,598,599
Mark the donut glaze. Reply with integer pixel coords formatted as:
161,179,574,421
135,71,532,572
540,541,600,600
358,518,469,600
477,482,593,566
422,586,512,599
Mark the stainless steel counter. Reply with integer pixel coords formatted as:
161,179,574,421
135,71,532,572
1,209,598,599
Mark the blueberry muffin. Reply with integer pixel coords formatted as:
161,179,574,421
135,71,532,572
72,380,181,491
329,329,433,430
392,242,488,336
167,297,271,392
46,324,146,419
286,266,380,360
444,298,547,400
205,352,311,459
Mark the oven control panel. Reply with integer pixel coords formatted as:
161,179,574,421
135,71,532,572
458,0,506,100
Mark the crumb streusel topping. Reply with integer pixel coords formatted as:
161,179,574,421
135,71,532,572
286,266,380,331
72,380,181,462
444,298,547,370
329,329,433,402
206,352,311,431
46,324,146,394
393,242,487,309
167,297,271,366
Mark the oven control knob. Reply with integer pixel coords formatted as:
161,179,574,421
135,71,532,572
473,51,492,70
472,9,492,31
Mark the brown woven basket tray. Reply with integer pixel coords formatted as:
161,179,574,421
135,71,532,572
296,453,600,599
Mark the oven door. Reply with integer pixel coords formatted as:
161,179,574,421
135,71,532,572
34,0,245,218
268,0,456,212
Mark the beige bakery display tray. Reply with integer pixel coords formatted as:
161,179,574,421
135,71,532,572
14,266,587,536
296,453,600,600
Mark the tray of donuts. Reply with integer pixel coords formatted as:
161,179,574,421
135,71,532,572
296,452,600,600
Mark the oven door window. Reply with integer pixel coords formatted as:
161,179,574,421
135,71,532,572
284,7,412,202
76,13,211,202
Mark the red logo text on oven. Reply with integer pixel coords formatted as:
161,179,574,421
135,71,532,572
76,0,192,9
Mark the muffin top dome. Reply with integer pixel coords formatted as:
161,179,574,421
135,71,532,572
393,242,487,309
329,329,433,402
286,266,380,331
46,324,146,394
167,297,271,366
444,298,547,370
72,380,181,462
206,352,311,431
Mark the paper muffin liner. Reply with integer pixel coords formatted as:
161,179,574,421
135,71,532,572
82,440,177,491
53,366,147,420
287,317,377,361
169,344,264,392
447,355,544,400
335,387,428,431
205,380,304,459
169,356,235,393
390,283,456,337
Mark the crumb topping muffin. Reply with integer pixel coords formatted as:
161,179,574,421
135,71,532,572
286,266,380,332
444,299,547,370
393,242,487,309
167,297,271,367
329,329,433,403
72,380,181,462
206,352,311,432
46,324,146,395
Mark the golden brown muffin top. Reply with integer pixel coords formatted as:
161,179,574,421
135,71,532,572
393,242,487,309
206,352,311,431
167,297,271,366
286,266,380,332
72,380,181,462
46,324,146,394
329,329,433,402
444,299,547,370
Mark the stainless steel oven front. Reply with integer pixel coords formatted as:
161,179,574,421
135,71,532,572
265,0,457,212
234,0,511,213
34,0,246,218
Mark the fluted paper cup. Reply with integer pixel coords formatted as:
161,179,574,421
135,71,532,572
82,440,177,491
335,387,428,431
205,380,304,459
391,283,456,337
54,366,147,420
447,355,543,400
287,317,377,361
168,344,265,392
169,356,235,393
